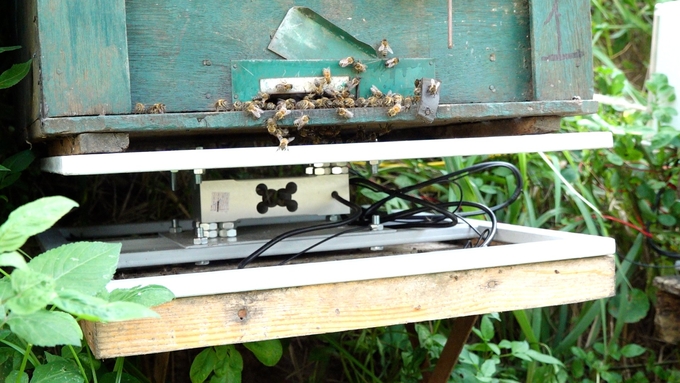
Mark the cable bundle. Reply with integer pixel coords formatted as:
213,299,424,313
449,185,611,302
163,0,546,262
237,161,523,269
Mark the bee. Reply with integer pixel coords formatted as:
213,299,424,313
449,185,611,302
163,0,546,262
284,98,297,110
366,96,381,107
427,79,441,96
244,101,263,119
134,103,146,114
383,94,395,107
294,114,310,129
387,104,403,117
214,99,230,112
347,77,361,91
343,98,355,108
393,94,404,105
232,100,244,111
370,85,383,98
275,128,289,137
265,118,278,135
296,99,315,110
414,79,423,89
355,97,368,108
337,107,354,119
265,102,276,110
313,98,326,108
312,79,324,95
353,61,367,73
403,96,413,110
339,56,355,67
385,57,399,68
253,91,270,101
274,105,291,120
276,135,295,151
275,82,293,93
147,103,166,114
378,39,394,57
322,67,332,84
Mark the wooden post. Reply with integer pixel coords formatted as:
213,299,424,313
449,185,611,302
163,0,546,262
428,315,478,383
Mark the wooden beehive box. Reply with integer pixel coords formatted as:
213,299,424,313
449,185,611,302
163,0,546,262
19,0,595,153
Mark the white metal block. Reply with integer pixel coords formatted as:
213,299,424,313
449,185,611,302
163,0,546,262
199,174,350,223
650,1,680,129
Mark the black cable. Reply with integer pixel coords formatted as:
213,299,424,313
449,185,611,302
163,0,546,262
237,191,362,269
278,226,369,265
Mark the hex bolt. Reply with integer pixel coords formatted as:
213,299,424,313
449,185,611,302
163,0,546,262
170,170,178,191
169,218,182,234
370,215,384,231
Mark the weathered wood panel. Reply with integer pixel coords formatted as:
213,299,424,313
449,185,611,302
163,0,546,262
83,255,614,358
39,100,597,136
530,0,594,100
37,0,131,117
125,0,533,112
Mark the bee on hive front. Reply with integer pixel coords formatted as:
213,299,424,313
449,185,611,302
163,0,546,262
244,101,263,119
265,118,278,135
337,108,354,119
295,99,315,110
274,104,291,120
232,100,244,111
427,79,441,96
147,103,166,114
322,67,332,84
370,85,383,98
353,61,367,73
294,114,310,129
387,104,403,117
275,82,293,93
134,103,146,114
378,39,394,57
276,135,295,151
338,56,355,68
385,57,399,68
214,99,230,112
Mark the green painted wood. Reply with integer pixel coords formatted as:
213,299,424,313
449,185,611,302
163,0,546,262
125,0,533,113
36,0,131,117
530,0,594,100
39,100,598,136
231,59,435,101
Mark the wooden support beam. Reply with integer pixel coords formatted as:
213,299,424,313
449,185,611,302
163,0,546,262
83,255,614,359
428,315,478,383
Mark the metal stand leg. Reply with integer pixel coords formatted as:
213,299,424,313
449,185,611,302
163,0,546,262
428,315,479,383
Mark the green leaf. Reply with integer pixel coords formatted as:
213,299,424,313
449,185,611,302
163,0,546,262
479,315,494,342
658,214,676,227
6,310,82,346
0,59,32,90
620,344,646,358
0,196,78,253
0,165,8,173
571,358,584,378
0,279,13,302
28,241,120,295
6,269,56,315
606,152,624,166
0,252,27,270
243,339,283,367
525,349,564,366
53,289,159,322
31,360,84,383
213,345,243,379
0,46,21,54
5,371,28,383
1,151,34,174
108,285,174,307
479,359,498,377
190,348,217,383
608,288,650,324
99,372,140,383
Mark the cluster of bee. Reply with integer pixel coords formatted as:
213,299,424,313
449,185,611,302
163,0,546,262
133,39,434,150
134,102,166,114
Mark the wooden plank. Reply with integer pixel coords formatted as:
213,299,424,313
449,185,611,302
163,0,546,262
48,133,130,155
125,0,532,113
16,0,41,139
654,276,680,344
83,255,614,358
36,100,597,137
36,0,131,117
530,0,594,100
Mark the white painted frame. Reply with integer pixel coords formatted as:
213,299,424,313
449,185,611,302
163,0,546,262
42,132,613,175
107,220,616,298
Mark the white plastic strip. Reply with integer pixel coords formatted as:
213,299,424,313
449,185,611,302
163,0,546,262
41,132,613,175
107,221,616,298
